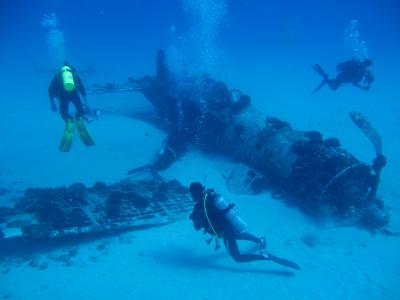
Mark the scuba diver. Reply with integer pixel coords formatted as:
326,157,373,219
127,133,187,177
312,58,374,93
49,63,95,152
127,50,252,177
189,182,301,270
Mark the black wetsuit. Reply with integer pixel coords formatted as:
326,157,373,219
49,69,86,121
190,191,266,263
312,59,374,92
224,229,265,263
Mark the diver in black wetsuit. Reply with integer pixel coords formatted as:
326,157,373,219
312,59,374,93
189,182,301,270
49,63,95,152
128,51,233,174
189,182,268,263
49,63,87,121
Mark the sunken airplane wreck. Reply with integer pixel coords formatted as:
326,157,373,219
0,51,389,243
0,179,192,241
90,50,389,231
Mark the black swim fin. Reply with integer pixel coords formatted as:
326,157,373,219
312,64,330,93
312,79,327,93
312,64,329,79
263,251,301,270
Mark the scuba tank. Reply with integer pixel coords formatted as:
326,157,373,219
61,66,75,91
213,195,247,234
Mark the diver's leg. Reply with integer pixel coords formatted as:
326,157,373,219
235,232,260,243
326,79,339,90
59,99,69,121
152,131,186,171
128,133,181,174
152,147,177,171
69,95,95,146
58,99,75,151
167,130,187,157
235,232,267,249
224,237,267,263
71,96,85,118
73,96,95,147
127,164,153,175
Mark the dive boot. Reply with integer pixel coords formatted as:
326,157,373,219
76,116,95,147
59,118,75,152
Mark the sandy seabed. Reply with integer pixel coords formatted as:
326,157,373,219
1,71,399,300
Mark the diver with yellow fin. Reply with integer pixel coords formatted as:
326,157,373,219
49,62,95,152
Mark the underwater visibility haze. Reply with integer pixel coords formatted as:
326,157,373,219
0,0,400,299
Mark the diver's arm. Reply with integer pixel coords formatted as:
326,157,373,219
48,77,58,110
190,203,206,230
221,203,235,215
76,75,87,103
353,81,370,91
362,71,374,90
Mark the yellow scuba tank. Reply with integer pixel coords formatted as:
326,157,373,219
61,66,75,91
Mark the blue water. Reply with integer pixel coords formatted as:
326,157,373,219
1,0,400,299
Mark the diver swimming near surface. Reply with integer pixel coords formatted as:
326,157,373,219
312,58,374,92
49,62,95,152
189,182,301,270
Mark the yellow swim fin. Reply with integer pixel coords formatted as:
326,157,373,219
59,118,75,152
76,116,95,147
